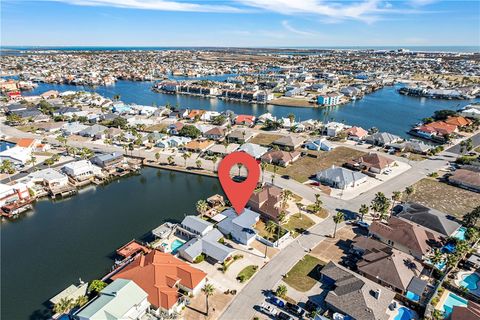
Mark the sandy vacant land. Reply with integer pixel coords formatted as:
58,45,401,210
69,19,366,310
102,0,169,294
249,133,284,146
407,178,480,218
270,97,315,107
267,147,367,182
310,226,367,263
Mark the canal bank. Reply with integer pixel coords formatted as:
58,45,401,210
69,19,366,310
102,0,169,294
21,81,479,138
0,167,223,320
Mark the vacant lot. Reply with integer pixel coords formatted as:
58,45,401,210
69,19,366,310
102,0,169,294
406,178,480,218
145,123,169,132
282,213,315,237
267,147,366,182
249,133,284,146
284,255,325,292
310,226,366,263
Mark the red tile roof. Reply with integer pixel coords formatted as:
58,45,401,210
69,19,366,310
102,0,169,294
16,138,36,148
112,250,206,310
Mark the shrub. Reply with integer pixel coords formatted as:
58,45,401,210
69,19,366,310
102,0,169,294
194,254,205,264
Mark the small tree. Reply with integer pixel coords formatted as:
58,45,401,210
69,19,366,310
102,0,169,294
211,155,218,172
53,297,74,314
196,159,202,169
167,155,175,166
463,206,480,228
154,152,160,163
404,186,415,202
88,280,107,294
182,152,191,167
196,199,209,217
75,295,88,307
275,284,287,298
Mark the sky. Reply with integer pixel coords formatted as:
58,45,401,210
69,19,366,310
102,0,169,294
1,0,479,47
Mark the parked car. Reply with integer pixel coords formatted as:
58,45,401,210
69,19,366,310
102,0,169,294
281,174,290,180
261,302,278,316
355,221,370,229
285,302,305,317
276,311,294,320
270,297,285,308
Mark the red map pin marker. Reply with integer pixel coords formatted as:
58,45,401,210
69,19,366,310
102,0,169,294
218,151,260,215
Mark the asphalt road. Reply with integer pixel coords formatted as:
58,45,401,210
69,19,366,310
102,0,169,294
446,132,480,154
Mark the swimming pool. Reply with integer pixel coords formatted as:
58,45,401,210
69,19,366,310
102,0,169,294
0,141,15,152
453,227,467,241
405,291,420,302
460,272,480,291
394,306,414,320
171,239,185,254
442,292,468,317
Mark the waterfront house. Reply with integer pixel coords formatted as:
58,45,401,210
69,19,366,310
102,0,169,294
324,122,346,137
304,138,335,151
91,152,124,168
62,160,102,181
460,105,480,119
235,115,256,127
316,166,368,190
260,150,301,167
257,113,276,123
40,90,59,99
416,121,457,139
317,93,342,106
217,208,260,245
111,250,207,315
227,129,255,144
393,202,462,238
247,184,283,222
50,282,88,312
74,279,150,320
177,215,213,238
448,168,480,192
403,140,434,155
0,182,30,207
365,132,402,146
22,168,69,189
346,126,368,141
319,261,396,320
444,116,473,128
237,143,269,159
178,228,234,264
272,135,304,150
369,216,443,260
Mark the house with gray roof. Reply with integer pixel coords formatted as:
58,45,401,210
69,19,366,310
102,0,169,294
91,152,124,168
320,262,396,320
365,132,402,146
74,279,149,320
393,202,461,237
178,229,234,263
272,135,304,150
78,124,108,139
217,208,259,245
62,122,89,136
177,215,213,239
316,166,368,190
238,143,269,159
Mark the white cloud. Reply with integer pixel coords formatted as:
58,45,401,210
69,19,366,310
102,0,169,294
281,20,315,36
49,0,246,13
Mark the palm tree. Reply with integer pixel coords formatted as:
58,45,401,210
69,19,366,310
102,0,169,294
370,192,391,221
333,211,344,238
182,152,191,167
359,204,369,222
202,283,215,316
405,186,415,202
391,191,402,210
260,162,267,184
196,199,208,217
429,249,444,276
75,295,88,307
53,297,73,314
237,163,242,177
313,194,323,213
211,155,218,172
275,284,287,298
196,159,202,169
265,220,277,238
281,189,293,209
154,152,160,163
167,155,175,166
56,135,67,148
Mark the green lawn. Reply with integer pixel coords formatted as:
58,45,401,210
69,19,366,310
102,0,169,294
237,265,258,283
282,213,315,237
256,220,289,242
283,255,325,292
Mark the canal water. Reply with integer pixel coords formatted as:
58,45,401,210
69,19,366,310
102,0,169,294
22,81,478,138
0,168,223,320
